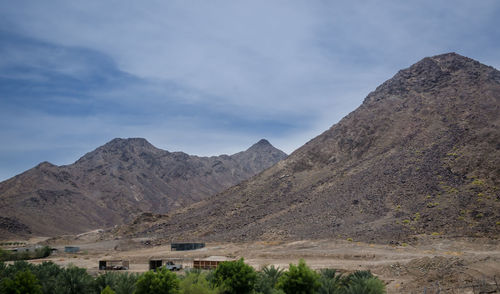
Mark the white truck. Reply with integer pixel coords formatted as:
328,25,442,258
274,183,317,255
164,260,183,271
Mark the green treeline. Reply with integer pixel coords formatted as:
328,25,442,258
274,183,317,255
0,258,385,294
0,246,51,262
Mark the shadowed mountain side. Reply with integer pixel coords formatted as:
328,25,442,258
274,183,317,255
0,138,287,238
122,53,500,243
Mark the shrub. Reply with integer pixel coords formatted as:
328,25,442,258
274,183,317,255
135,267,180,294
0,270,42,294
276,259,320,294
318,268,344,294
114,272,139,294
180,270,218,294
55,265,94,294
32,261,63,294
256,265,284,294
212,258,257,294
344,276,385,294
101,286,116,294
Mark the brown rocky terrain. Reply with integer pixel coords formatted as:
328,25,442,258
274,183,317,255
123,53,500,244
0,138,286,238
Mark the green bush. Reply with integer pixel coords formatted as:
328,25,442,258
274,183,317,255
55,265,94,294
255,265,284,294
343,271,385,294
276,260,320,294
32,261,63,294
318,268,344,294
135,267,180,294
180,270,218,294
101,285,116,294
0,270,42,294
213,258,257,294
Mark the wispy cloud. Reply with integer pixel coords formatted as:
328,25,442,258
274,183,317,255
0,1,499,180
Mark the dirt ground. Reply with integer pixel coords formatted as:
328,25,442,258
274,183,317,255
6,234,500,294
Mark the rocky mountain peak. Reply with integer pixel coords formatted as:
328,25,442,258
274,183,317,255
364,52,499,105
247,139,273,151
132,53,500,243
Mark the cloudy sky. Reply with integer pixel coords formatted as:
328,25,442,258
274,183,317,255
0,1,499,181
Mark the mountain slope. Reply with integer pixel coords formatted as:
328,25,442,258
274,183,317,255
0,138,286,238
129,53,500,243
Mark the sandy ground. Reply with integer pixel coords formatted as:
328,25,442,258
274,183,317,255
6,235,500,294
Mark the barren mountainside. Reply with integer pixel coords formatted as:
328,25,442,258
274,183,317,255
125,53,500,243
0,138,286,238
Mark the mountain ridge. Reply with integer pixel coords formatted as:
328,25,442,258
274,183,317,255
122,53,500,243
0,138,287,238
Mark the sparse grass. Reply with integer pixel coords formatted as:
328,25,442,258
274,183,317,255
496,221,500,226
475,213,484,219
471,179,485,186
346,238,353,242
402,219,410,224
413,213,420,222
427,202,439,208
431,232,440,236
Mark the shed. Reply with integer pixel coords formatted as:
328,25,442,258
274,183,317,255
64,246,80,253
99,260,129,270
171,243,205,251
193,256,234,270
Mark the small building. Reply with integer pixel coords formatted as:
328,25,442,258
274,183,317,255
64,246,80,253
171,243,205,251
149,259,163,271
193,256,234,270
99,260,129,270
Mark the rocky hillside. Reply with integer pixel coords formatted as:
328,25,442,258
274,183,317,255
0,138,286,238
127,53,500,243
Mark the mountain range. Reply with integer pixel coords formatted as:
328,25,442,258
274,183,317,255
120,53,500,243
0,138,286,238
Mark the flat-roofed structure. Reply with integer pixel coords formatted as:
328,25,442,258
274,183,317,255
171,242,205,251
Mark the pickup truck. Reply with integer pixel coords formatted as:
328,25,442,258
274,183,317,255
164,261,182,271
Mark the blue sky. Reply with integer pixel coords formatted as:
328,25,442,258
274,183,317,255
0,1,499,181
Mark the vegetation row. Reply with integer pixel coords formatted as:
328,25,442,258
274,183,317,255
0,258,385,294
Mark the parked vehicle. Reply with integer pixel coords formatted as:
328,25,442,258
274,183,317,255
164,260,182,271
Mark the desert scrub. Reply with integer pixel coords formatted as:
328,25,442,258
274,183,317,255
471,179,485,186
475,213,484,218
496,221,500,226
431,232,440,236
346,238,353,242
427,202,439,208
402,219,410,225
413,213,420,221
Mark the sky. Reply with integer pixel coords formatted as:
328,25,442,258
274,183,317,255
0,1,499,181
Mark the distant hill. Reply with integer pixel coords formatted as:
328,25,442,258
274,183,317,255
126,53,500,243
0,138,286,238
